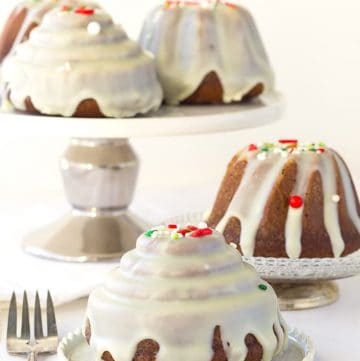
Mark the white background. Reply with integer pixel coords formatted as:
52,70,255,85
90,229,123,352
0,0,359,201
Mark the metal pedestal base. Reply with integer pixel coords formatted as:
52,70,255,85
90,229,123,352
23,138,146,262
271,281,339,311
23,210,146,262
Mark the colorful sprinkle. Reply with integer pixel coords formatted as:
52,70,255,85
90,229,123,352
248,144,258,151
145,229,157,237
257,152,267,161
198,221,208,229
332,194,341,203
75,6,95,15
171,232,181,240
258,284,268,291
168,224,178,229
190,228,213,238
87,21,101,35
279,139,298,145
289,195,303,209
61,5,71,11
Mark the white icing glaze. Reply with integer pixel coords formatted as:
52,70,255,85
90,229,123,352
139,1,274,105
214,142,360,258
2,6,163,117
86,226,287,361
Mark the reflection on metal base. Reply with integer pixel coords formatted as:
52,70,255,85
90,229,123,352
23,138,145,262
23,210,148,262
271,281,339,311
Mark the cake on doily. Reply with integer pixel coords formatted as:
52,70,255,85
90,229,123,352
207,140,360,258
0,0,99,63
2,5,163,117
139,0,274,105
84,224,288,361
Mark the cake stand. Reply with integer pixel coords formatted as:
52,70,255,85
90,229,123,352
0,91,284,262
167,212,360,311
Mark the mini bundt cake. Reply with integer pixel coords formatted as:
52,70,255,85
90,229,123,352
139,0,274,105
207,140,360,259
84,224,288,361
2,5,163,117
0,0,98,63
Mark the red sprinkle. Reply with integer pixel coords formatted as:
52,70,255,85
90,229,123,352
61,5,71,11
190,228,213,238
279,139,298,145
225,2,237,9
187,225,198,231
74,6,94,15
317,148,326,153
289,195,303,209
167,224,178,229
248,144,258,151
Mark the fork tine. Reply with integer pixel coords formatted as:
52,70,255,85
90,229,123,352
34,291,44,339
7,292,17,339
46,291,58,337
21,292,30,340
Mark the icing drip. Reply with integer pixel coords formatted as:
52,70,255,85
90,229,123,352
318,152,345,257
334,153,360,233
2,6,163,117
285,154,318,258
214,141,360,258
86,226,287,361
139,2,274,104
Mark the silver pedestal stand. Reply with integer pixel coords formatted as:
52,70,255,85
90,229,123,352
23,138,147,262
10,92,283,262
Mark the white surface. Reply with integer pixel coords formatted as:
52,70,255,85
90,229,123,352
57,328,315,361
0,92,283,138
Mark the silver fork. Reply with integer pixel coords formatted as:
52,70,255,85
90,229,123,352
7,291,58,361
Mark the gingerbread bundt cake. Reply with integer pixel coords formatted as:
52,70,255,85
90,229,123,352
2,5,163,117
207,140,360,259
84,224,288,361
0,0,99,63
139,0,274,105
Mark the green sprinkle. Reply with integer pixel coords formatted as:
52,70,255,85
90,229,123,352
145,229,157,237
319,141,327,147
261,147,269,152
171,233,180,240
258,284,268,291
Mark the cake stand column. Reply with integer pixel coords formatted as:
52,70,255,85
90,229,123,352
23,138,147,262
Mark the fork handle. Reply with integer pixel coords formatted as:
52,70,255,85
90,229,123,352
28,351,37,361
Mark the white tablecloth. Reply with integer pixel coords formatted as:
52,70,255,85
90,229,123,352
0,187,359,361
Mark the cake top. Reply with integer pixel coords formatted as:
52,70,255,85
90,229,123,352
164,0,238,9
244,140,328,160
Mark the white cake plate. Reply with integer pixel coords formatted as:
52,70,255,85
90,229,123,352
166,212,360,311
1,92,284,263
0,91,283,138
57,328,315,361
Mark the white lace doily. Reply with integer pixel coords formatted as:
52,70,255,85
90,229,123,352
166,212,360,282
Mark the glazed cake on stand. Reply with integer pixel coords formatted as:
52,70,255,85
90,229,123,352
204,140,360,310
139,0,274,105
207,140,360,259
2,5,163,117
84,224,288,361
